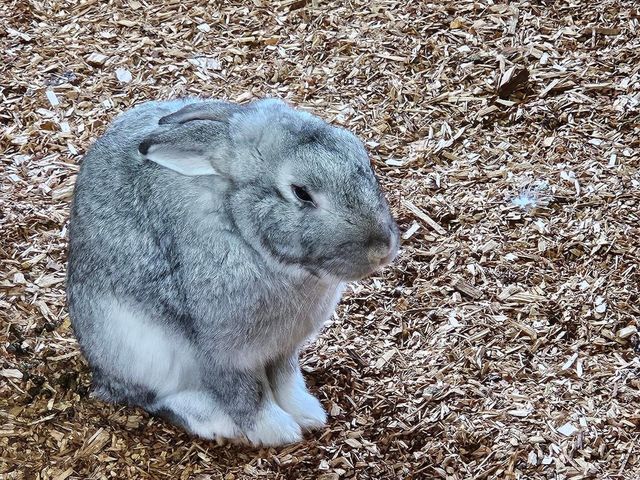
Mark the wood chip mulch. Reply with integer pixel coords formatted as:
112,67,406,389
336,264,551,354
2,1,640,479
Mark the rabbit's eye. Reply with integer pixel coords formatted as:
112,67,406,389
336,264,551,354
291,185,315,206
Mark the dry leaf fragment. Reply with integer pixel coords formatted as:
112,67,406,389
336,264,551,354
450,17,465,29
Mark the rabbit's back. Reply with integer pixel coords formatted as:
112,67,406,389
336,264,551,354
67,100,210,341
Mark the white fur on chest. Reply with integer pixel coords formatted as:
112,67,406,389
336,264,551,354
232,280,344,369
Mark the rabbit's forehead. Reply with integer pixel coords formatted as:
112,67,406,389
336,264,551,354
291,138,372,179
286,157,375,194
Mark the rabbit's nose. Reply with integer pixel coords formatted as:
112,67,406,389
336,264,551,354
367,233,397,267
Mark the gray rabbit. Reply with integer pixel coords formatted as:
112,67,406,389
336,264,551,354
66,97,399,446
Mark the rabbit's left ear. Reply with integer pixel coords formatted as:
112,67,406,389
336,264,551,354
138,129,218,176
158,100,243,125
139,102,242,176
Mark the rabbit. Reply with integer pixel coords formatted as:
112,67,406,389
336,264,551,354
66,97,399,446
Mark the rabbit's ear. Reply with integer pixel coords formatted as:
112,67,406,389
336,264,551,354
158,101,243,125
229,98,317,149
139,121,229,176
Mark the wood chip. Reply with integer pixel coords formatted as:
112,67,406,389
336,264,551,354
561,352,579,371
557,423,578,437
401,221,420,240
53,468,74,480
508,409,532,417
1,369,23,379
86,52,108,66
617,325,638,339
45,90,60,107
401,200,447,235
452,278,483,300
497,66,530,99
115,67,132,84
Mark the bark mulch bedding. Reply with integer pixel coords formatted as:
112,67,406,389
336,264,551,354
2,1,640,479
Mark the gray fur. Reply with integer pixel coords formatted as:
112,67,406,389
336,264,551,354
66,97,399,446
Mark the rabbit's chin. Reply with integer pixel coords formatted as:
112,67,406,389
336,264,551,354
308,262,388,283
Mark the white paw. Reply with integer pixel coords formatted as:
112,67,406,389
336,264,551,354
287,390,327,431
245,402,302,447
273,370,327,430
149,391,240,442
187,414,240,442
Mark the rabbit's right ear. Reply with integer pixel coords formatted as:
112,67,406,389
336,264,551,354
139,102,242,177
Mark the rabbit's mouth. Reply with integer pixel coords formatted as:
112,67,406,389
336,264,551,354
302,226,399,282
310,250,398,282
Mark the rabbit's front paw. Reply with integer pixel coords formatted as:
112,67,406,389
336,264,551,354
245,402,302,446
284,390,327,430
292,392,327,430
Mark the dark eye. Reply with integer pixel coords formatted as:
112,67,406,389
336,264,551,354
291,185,315,206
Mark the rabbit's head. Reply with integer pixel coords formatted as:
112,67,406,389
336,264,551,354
139,99,399,281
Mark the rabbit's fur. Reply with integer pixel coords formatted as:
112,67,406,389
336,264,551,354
67,98,399,446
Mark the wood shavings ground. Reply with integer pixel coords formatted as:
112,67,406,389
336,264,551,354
2,0,640,479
